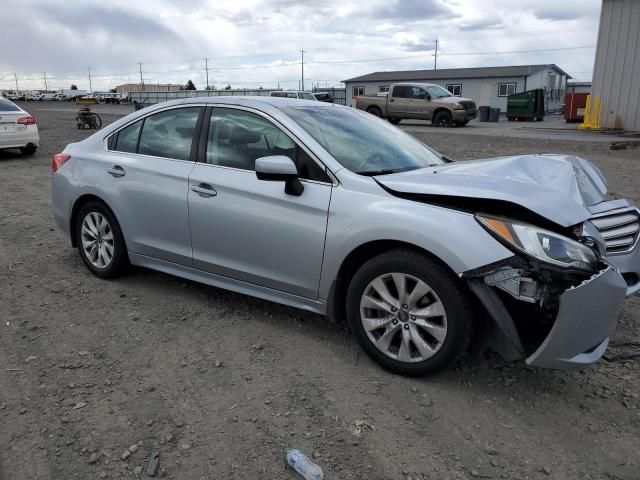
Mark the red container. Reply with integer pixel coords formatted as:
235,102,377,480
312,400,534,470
564,93,589,122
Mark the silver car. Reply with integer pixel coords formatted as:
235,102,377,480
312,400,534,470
51,97,639,376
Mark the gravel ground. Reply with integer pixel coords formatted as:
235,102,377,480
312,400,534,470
1,103,639,480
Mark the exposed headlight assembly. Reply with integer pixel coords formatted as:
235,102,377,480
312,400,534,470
476,215,598,272
451,103,464,110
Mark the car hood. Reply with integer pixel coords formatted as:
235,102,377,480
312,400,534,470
437,96,475,104
376,154,607,227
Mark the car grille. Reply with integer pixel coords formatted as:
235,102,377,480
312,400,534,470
590,207,640,254
459,101,476,111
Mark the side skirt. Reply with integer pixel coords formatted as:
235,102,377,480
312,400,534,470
128,253,328,315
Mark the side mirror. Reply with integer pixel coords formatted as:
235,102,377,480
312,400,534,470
255,155,304,196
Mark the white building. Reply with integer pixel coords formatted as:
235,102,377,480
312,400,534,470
343,64,571,112
590,0,640,130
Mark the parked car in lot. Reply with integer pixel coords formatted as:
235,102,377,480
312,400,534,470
356,82,477,126
51,97,639,376
0,97,39,155
270,90,317,100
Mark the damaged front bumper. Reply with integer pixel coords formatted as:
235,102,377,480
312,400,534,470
466,262,628,369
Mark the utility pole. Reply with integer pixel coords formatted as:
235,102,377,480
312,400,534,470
14,73,18,91
433,37,439,70
88,67,93,94
43,72,48,91
204,57,210,89
138,62,144,90
300,48,305,91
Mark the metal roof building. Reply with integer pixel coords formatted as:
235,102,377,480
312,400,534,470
590,0,640,130
343,64,571,112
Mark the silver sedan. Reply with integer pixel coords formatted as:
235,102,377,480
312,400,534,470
51,97,639,376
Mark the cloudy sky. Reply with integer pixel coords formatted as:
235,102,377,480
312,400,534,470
1,0,601,92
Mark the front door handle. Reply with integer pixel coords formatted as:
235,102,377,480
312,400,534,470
107,166,126,178
191,183,217,197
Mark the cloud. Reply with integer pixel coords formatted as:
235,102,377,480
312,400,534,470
534,8,584,21
368,0,456,21
458,19,503,31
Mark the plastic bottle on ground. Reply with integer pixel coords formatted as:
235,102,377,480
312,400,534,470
284,448,323,480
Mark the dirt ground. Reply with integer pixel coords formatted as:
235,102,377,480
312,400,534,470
1,103,639,480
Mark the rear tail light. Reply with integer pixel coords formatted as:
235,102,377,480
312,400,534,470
17,116,36,125
51,153,71,173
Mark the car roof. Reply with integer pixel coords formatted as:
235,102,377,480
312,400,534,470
146,95,336,110
392,82,442,88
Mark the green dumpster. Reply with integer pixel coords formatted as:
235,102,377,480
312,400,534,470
506,89,545,121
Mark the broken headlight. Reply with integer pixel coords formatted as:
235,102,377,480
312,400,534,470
476,215,598,272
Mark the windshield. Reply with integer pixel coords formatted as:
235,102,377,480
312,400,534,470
281,106,444,175
425,85,452,98
300,93,316,100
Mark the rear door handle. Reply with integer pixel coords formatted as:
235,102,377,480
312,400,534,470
191,183,217,197
107,166,126,177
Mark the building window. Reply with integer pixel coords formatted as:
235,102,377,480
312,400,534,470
446,84,462,96
352,86,365,97
379,85,390,93
498,83,517,97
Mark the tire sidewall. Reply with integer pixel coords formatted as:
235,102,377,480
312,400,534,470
434,111,452,127
346,251,473,376
75,202,128,278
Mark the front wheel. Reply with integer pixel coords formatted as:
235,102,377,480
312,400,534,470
346,249,475,376
75,201,129,278
433,110,453,127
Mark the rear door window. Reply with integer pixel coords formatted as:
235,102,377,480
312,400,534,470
392,86,410,98
137,107,201,161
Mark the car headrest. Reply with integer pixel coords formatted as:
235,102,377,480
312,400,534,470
217,122,231,141
230,126,261,144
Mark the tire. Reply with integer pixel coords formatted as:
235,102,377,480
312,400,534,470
433,110,453,127
19,145,37,156
367,106,383,117
92,114,102,129
388,117,401,125
75,201,129,278
346,249,475,376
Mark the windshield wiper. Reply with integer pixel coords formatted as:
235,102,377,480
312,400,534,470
356,166,425,176
356,169,397,176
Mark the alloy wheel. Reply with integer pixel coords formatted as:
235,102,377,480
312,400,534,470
359,273,448,363
81,212,114,269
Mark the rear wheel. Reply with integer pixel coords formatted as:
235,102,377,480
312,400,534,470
75,201,129,278
20,145,37,156
433,110,453,127
346,249,475,376
367,106,383,117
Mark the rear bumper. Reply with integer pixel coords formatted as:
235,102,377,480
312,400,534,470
525,267,627,369
0,126,40,149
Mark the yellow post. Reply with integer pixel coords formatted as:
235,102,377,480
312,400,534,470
579,95,602,130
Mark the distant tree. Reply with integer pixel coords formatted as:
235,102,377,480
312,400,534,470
185,80,196,90
259,86,263,90
109,88,116,93
224,84,231,90
205,85,215,91
70,84,78,90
